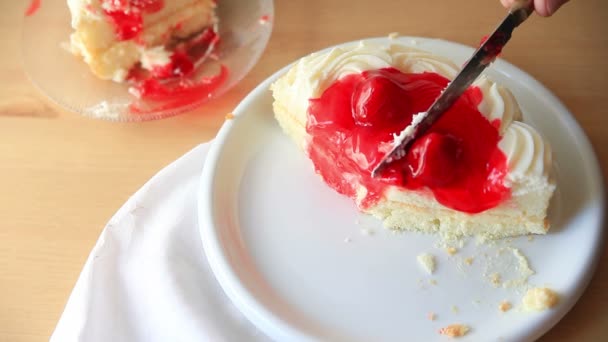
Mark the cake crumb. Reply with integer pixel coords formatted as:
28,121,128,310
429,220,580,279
417,253,436,274
522,287,559,311
504,249,535,288
388,32,399,39
483,247,535,289
439,324,469,338
490,273,502,286
451,305,459,313
84,101,125,120
434,237,465,249
498,301,512,312
360,228,374,236
527,236,535,242
225,113,235,120
430,279,438,285
428,312,436,321
446,247,458,255
464,257,474,265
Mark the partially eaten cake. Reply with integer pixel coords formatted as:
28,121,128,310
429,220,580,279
67,0,218,82
271,41,556,239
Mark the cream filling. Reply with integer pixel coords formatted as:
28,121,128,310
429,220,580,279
140,46,172,71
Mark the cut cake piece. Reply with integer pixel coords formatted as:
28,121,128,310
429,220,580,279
271,41,556,239
67,0,217,82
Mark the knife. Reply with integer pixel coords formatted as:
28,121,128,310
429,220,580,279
371,0,534,178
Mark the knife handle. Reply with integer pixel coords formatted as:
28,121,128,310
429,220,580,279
509,0,534,24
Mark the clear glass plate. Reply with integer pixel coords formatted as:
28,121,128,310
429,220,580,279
22,0,273,121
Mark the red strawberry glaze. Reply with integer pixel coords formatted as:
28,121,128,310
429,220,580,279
122,25,223,115
307,68,510,213
128,64,228,114
479,34,505,58
102,0,164,40
25,0,41,16
149,51,195,79
259,14,270,24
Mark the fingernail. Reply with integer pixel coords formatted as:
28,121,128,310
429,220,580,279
547,0,568,16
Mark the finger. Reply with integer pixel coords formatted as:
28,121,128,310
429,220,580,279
534,0,569,16
500,0,514,9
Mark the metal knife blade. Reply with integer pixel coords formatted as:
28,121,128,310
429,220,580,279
371,0,533,178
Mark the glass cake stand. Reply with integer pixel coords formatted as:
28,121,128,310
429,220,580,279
21,0,274,121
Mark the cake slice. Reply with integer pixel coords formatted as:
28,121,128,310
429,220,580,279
67,0,217,82
271,41,556,239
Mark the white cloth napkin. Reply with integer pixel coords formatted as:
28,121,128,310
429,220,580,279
51,143,267,342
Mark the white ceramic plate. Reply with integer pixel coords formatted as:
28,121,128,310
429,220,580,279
198,37,605,341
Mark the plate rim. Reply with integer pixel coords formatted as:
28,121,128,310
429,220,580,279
198,36,606,341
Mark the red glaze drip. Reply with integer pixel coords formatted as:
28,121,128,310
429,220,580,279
149,51,195,79
307,68,510,213
103,0,164,40
25,0,41,16
128,64,229,114
104,10,143,40
152,27,219,79
124,25,223,115
259,14,270,24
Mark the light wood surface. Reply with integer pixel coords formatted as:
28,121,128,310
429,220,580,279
1,0,607,340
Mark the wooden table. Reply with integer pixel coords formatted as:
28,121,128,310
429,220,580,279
1,0,606,340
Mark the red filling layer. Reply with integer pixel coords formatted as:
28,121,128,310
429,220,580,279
147,27,219,80
125,27,223,114
127,64,228,114
103,0,165,40
307,68,510,214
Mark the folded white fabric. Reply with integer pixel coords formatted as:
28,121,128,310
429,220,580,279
51,143,267,342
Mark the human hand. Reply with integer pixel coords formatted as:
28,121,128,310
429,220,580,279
500,0,570,16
